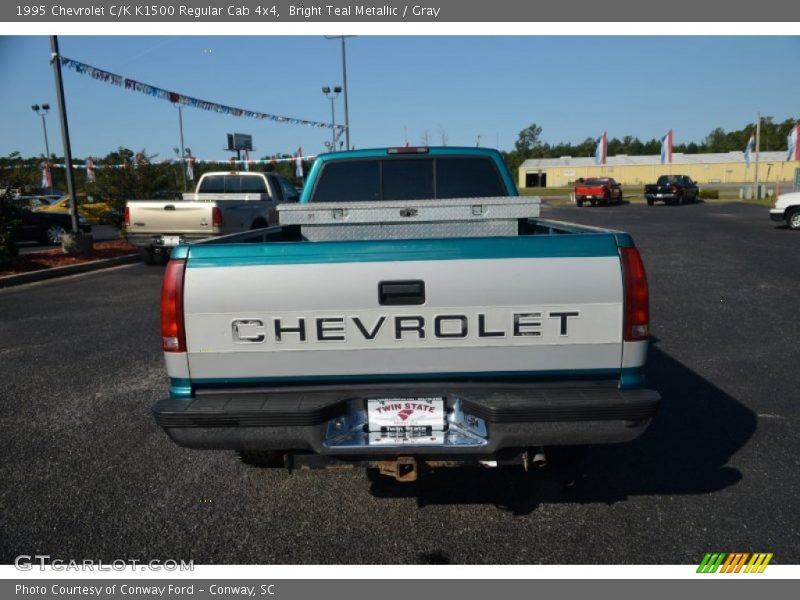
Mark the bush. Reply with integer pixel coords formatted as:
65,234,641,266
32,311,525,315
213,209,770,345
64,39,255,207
0,193,20,270
699,188,719,199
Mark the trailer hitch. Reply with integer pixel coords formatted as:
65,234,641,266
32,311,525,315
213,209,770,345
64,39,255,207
377,456,418,482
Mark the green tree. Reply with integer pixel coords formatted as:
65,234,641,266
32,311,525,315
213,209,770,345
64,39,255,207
0,184,20,269
703,127,729,152
93,148,173,216
514,123,543,155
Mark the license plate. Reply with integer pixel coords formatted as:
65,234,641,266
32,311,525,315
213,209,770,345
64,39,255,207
367,397,445,445
162,235,182,246
586,195,595,199
656,194,663,198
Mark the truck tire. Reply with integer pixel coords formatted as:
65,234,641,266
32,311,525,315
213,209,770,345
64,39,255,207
602,193,610,206
590,200,597,207
576,199,583,207
646,198,654,206
787,208,800,230
677,193,684,206
237,450,285,468
139,247,157,265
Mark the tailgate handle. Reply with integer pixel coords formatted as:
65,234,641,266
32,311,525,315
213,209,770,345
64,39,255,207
163,205,176,211
379,280,425,306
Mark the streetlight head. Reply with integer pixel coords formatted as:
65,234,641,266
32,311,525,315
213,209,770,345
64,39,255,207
42,103,50,111
32,104,40,112
322,86,331,94
334,86,342,93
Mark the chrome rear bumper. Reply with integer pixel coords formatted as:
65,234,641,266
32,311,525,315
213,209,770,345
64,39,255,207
153,381,660,455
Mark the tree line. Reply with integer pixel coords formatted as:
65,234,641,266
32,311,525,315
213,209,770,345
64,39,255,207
502,117,799,175
2,116,797,205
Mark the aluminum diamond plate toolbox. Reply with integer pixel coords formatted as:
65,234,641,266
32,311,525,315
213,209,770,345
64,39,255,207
277,197,540,241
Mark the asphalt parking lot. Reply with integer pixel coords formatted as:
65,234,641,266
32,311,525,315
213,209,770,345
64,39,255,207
0,201,797,565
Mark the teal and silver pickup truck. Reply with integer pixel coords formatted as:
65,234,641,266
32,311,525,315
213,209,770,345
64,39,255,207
152,147,659,481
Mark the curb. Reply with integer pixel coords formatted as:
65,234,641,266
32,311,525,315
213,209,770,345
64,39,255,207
0,254,140,288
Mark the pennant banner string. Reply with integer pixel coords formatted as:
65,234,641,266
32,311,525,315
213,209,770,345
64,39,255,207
60,56,344,133
1,156,315,170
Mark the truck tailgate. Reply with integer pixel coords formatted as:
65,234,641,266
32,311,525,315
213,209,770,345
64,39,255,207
127,201,216,236
181,235,625,385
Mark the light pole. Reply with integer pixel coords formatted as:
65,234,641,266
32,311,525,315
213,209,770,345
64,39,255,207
324,36,353,150
31,103,51,161
50,35,81,239
174,103,187,191
32,103,52,194
322,86,341,150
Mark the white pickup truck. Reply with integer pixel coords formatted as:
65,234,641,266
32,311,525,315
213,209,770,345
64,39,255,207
152,147,660,482
125,171,299,264
770,191,800,230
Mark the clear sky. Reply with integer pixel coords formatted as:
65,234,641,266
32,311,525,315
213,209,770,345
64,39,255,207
1,35,799,161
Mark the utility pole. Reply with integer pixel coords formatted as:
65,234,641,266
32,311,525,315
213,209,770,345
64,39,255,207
175,103,187,191
50,35,79,235
754,112,761,199
322,86,341,150
340,37,350,150
325,36,353,149
31,103,52,193
31,104,51,159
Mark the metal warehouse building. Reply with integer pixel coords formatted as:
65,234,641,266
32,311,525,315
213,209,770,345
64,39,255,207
519,151,800,189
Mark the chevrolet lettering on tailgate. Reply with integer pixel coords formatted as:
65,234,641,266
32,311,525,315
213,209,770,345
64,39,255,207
230,311,583,346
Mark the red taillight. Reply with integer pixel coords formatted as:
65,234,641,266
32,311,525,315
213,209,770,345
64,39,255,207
212,206,223,227
160,259,186,352
620,247,649,342
124,206,130,226
671,185,678,193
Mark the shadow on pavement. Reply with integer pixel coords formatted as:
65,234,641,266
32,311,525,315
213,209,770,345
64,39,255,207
367,341,757,516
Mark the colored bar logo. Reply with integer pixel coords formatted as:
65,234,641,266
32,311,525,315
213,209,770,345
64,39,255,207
697,553,773,573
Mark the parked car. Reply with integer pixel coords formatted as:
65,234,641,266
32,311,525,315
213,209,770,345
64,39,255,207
7,196,91,245
769,191,800,230
645,175,699,206
14,195,54,207
574,177,623,206
36,194,115,224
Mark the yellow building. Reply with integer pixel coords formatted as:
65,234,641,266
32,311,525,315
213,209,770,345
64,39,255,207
519,151,800,189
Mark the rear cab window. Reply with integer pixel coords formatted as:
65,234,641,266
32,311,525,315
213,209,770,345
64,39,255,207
310,156,506,203
198,175,268,194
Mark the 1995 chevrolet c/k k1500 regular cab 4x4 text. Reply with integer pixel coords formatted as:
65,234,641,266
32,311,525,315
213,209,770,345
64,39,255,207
151,147,660,481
